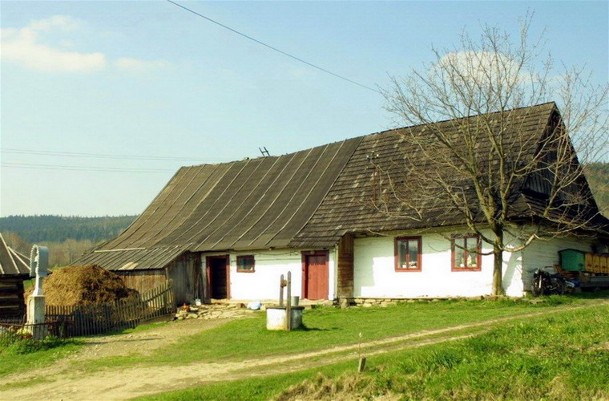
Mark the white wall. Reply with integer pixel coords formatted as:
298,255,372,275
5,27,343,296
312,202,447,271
215,249,337,301
353,229,529,298
353,227,598,298
354,232,499,298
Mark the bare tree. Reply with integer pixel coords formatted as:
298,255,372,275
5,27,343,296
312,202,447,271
379,15,609,295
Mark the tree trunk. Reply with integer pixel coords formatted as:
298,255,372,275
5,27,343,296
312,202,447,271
492,231,505,296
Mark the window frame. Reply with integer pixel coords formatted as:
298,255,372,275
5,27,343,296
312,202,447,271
236,255,255,273
451,234,482,271
394,236,422,272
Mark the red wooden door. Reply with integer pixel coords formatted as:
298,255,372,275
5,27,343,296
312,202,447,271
303,252,328,300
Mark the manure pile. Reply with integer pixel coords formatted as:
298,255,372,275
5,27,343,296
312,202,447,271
31,265,138,306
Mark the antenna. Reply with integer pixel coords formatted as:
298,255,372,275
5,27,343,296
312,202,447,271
259,147,270,157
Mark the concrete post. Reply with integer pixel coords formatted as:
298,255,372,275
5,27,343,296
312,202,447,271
27,245,49,340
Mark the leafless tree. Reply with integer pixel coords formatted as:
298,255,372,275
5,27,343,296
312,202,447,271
379,15,609,295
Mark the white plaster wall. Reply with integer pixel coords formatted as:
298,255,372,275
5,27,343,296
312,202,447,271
354,233,497,298
353,229,531,298
227,249,337,301
353,227,598,298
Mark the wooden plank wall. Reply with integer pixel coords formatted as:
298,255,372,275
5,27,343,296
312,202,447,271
116,270,167,294
337,234,354,299
167,253,202,305
0,278,26,319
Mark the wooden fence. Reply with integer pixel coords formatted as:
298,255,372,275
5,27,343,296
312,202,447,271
45,281,175,337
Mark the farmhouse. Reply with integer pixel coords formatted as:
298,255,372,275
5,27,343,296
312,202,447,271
0,233,30,318
78,102,609,304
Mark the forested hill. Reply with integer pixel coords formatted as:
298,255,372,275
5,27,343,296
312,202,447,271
0,215,137,244
586,162,609,216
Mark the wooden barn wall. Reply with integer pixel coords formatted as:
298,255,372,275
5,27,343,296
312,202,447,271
166,253,202,305
115,270,167,295
0,278,26,319
114,253,202,306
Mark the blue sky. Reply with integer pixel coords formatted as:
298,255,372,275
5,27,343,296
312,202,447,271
1,1,607,217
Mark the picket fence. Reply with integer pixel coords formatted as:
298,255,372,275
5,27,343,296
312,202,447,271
45,281,175,337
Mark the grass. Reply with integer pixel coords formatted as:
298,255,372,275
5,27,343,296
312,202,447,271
77,296,567,371
134,303,609,401
0,332,82,377
2,293,607,399
0,319,165,379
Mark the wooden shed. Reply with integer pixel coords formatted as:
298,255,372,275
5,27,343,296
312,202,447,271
0,233,30,319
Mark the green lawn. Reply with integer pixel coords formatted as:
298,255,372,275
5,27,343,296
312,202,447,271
2,294,608,401
81,296,582,371
135,302,609,401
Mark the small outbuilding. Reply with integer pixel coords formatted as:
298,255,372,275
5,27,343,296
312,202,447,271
0,233,31,319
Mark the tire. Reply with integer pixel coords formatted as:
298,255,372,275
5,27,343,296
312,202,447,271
531,274,543,297
555,279,566,295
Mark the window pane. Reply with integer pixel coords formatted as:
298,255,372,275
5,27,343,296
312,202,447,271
454,238,466,267
453,235,480,270
396,237,421,270
408,241,418,268
237,255,255,272
467,238,477,267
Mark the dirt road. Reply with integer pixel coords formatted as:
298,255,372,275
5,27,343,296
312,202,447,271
0,303,603,401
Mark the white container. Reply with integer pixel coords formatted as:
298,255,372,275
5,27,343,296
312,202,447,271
266,306,304,330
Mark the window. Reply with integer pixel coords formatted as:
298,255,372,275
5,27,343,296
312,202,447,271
395,236,422,271
236,255,255,273
452,235,481,271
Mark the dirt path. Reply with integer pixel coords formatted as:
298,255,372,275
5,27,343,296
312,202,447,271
1,302,605,401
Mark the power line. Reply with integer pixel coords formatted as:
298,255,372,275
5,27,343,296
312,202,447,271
1,162,175,174
1,148,203,162
166,0,381,94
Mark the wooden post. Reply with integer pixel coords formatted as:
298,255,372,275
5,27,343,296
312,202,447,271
358,357,367,373
286,271,292,331
279,274,285,307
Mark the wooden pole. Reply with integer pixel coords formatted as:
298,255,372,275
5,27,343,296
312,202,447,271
358,357,367,373
286,271,292,331
279,274,284,307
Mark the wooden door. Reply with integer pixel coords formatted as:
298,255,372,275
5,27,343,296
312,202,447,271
206,255,229,299
302,251,329,300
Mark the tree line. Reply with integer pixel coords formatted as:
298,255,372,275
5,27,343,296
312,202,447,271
585,162,609,216
0,215,136,243
0,215,136,267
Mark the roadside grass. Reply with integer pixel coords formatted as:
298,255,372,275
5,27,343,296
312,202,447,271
1,293,606,385
0,319,165,379
134,303,609,401
80,295,595,372
0,332,81,377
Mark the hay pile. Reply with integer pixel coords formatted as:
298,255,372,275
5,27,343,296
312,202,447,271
29,265,138,306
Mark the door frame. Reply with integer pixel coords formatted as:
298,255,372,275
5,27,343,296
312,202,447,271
206,255,230,300
301,250,329,300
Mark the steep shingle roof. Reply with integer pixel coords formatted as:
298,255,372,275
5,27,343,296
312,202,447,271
290,102,562,247
79,138,362,270
0,233,30,277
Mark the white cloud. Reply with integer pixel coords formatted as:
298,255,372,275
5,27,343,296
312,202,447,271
1,16,169,74
435,51,536,89
1,16,106,72
114,57,169,73
28,15,81,32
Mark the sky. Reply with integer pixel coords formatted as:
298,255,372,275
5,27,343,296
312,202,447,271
1,0,607,217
